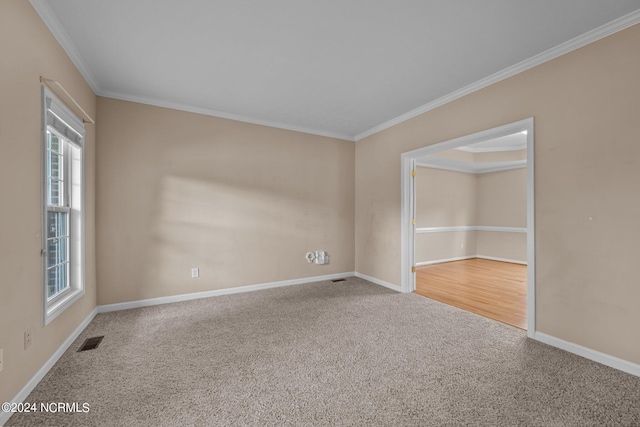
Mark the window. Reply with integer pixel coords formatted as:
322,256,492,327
42,87,85,325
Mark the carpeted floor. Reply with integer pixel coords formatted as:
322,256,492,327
7,277,640,426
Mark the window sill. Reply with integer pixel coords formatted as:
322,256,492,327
44,287,85,326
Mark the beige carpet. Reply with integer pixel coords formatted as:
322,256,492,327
7,277,640,426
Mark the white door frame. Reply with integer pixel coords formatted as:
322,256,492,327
400,118,536,337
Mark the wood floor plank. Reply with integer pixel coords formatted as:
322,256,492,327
414,258,527,329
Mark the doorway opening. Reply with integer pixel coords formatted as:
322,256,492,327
401,118,535,336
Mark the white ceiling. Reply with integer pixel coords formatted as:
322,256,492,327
31,1,640,141
415,131,527,172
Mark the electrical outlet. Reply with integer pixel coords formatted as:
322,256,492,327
0,348,4,373
24,329,32,350
191,268,199,278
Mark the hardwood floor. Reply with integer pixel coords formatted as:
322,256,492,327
415,258,527,329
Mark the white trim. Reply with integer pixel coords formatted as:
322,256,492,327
400,156,416,294
42,87,87,326
28,0,640,143
417,226,526,234
355,10,640,141
28,0,101,93
476,226,527,233
355,272,402,293
31,1,353,142
416,256,476,266
417,226,475,233
476,255,527,265
534,332,640,378
478,162,527,174
415,162,472,174
98,92,355,142
415,158,527,174
0,308,97,426
44,289,86,326
401,118,535,336
526,121,536,337
456,144,526,153
98,272,355,313
404,119,534,159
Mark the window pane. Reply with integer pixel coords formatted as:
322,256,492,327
48,151,63,180
47,131,61,153
47,263,69,299
57,237,68,264
47,211,67,239
47,267,57,297
47,239,57,266
58,264,68,294
46,237,69,267
46,131,64,207
48,179,62,206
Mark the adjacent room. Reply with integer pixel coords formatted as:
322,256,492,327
414,132,528,329
2,1,640,425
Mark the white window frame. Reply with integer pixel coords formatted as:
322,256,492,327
42,87,86,325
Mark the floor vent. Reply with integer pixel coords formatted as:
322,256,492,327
332,278,346,282
78,336,104,352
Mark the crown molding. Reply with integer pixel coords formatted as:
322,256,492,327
355,8,640,141
29,0,353,141
30,0,640,143
99,91,355,141
416,226,526,234
29,0,101,94
416,158,526,174
456,144,526,153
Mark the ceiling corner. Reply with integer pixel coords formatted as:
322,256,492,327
29,0,101,94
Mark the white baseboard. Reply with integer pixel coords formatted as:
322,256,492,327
476,255,527,265
416,255,476,266
1,307,98,426
98,272,356,313
534,332,640,378
355,272,402,293
416,255,527,266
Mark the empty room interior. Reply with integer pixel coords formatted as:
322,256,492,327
2,1,640,425
414,132,529,329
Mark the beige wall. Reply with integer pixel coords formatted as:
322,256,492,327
356,23,640,364
476,168,527,262
415,166,477,263
476,168,526,227
476,232,527,262
3,0,639,405
415,166,526,264
0,1,97,404
96,98,355,305
415,167,476,227
416,232,476,264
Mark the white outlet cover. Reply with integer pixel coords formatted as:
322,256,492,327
191,268,199,278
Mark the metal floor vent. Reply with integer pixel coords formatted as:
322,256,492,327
78,336,104,352
331,278,346,282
